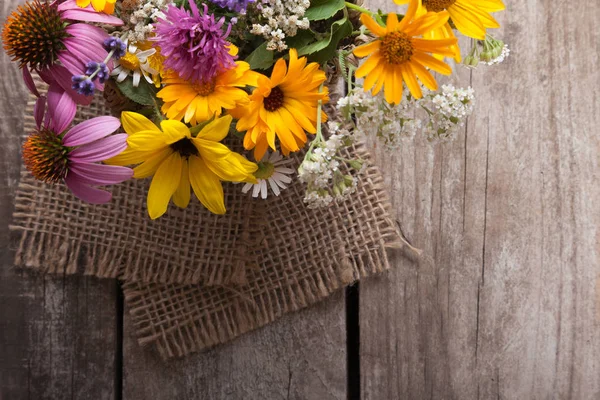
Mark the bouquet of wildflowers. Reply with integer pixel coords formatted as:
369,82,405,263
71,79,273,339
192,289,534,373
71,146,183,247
2,0,508,219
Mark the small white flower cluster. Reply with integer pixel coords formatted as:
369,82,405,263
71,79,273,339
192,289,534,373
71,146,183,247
298,122,363,209
337,89,421,149
481,44,510,66
338,84,475,145
424,85,475,142
249,0,310,51
119,0,171,43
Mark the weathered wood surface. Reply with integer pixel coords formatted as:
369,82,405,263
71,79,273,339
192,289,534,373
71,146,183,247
1,0,599,399
0,2,119,399
360,0,600,399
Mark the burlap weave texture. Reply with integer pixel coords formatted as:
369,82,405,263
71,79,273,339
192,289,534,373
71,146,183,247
10,89,402,358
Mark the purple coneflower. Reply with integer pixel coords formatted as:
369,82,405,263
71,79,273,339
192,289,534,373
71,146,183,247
22,95,132,204
1,0,123,108
154,1,236,84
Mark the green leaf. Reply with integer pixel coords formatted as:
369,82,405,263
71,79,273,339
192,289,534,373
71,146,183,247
305,0,345,21
245,42,275,70
115,78,157,106
298,17,353,63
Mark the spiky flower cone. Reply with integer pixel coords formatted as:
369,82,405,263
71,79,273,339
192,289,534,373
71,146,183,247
2,0,69,69
22,130,69,183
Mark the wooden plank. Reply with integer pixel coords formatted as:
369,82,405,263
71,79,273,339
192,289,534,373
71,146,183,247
0,1,119,398
122,291,347,399
360,0,600,399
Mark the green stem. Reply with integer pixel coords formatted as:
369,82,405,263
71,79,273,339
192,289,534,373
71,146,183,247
344,1,373,16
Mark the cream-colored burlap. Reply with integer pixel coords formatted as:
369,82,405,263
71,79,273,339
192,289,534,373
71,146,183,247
10,89,402,358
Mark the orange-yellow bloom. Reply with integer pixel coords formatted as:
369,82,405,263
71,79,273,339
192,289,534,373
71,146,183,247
353,0,458,104
76,0,115,14
394,0,505,41
158,61,260,125
231,49,329,161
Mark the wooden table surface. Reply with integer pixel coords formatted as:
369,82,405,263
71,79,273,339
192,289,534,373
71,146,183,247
1,0,599,399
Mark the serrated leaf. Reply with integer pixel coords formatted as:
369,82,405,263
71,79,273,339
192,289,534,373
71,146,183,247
305,0,345,21
245,42,275,70
298,17,353,63
115,78,157,106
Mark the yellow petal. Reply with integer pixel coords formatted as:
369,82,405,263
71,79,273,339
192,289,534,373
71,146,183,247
76,0,91,7
160,119,190,144
147,152,182,219
172,159,191,209
196,114,233,142
360,14,386,37
353,41,380,58
133,147,173,179
121,112,161,135
189,156,226,215
90,0,105,11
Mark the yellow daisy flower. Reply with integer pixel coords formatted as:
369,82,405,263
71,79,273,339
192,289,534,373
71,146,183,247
353,2,458,104
157,61,260,126
231,49,329,161
107,112,258,219
393,0,505,41
76,0,115,14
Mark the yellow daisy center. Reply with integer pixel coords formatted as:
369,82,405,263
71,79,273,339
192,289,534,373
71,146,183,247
380,32,414,65
192,80,216,96
119,52,140,70
263,86,284,112
254,161,275,179
422,0,456,12
170,137,199,159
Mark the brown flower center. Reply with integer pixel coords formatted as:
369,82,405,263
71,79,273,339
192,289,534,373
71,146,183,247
422,0,456,12
22,129,69,183
380,32,414,65
170,137,199,159
192,80,216,96
263,86,284,112
2,0,69,69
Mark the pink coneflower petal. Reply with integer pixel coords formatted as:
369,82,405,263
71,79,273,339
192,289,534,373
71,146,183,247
60,9,124,25
63,116,121,147
34,96,46,129
65,173,113,204
64,37,108,69
69,163,133,185
58,51,85,76
65,23,108,45
69,134,128,162
40,65,93,106
22,67,40,97
47,83,76,133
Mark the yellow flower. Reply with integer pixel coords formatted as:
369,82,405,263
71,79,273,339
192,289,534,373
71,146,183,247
157,62,260,126
393,0,505,41
107,112,258,219
353,2,458,104
76,0,115,13
231,49,329,161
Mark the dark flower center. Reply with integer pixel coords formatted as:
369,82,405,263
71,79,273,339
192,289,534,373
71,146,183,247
192,79,216,96
422,0,456,12
2,0,69,69
22,129,69,183
170,137,199,158
264,86,284,112
380,32,414,65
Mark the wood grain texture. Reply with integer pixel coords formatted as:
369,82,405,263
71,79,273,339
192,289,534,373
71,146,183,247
122,292,347,400
360,0,600,399
0,1,119,399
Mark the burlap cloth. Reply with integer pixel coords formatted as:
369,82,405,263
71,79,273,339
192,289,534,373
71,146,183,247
10,87,403,359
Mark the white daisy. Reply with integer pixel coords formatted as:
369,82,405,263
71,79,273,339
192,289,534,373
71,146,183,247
242,152,294,199
111,43,158,87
